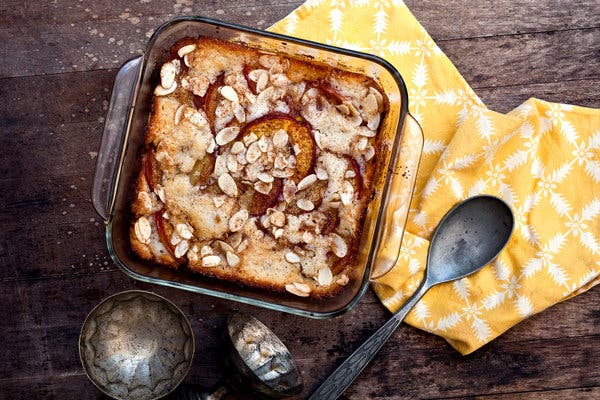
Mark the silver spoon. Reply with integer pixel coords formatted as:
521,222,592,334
309,195,514,400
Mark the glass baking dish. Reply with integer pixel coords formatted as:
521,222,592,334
92,16,422,318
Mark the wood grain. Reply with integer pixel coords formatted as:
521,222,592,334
1,0,599,399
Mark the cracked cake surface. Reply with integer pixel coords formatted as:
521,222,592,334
130,37,387,298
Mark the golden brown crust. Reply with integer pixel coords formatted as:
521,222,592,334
129,36,387,298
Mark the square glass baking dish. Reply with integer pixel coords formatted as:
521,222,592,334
92,16,423,318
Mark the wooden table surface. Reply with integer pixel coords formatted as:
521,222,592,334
1,1,599,399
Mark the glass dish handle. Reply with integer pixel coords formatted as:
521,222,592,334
370,113,423,279
92,57,142,221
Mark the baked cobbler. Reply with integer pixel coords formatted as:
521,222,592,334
130,37,386,298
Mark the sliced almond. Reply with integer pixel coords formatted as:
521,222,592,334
154,81,177,96
270,73,289,87
283,180,297,203
296,199,314,211
313,130,323,150
315,167,329,180
331,233,348,258
272,129,289,148
364,145,375,161
269,211,286,227
174,240,189,258
187,246,199,262
230,141,245,155
229,233,243,249
226,251,240,267
162,211,170,219
367,113,381,131
256,72,269,93
369,87,384,110
254,180,273,195
336,274,349,286
177,43,196,57
160,61,178,89
206,137,217,154
215,240,234,254
261,214,271,229
137,191,153,211
336,103,350,116
293,282,311,294
200,245,213,257
229,209,249,232
257,135,270,153
273,228,284,239
285,283,310,297
273,154,288,170
257,172,274,183
170,232,182,246
340,181,354,205
233,102,246,123
218,173,238,197
237,152,248,165
188,76,210,97
216,126,240,146
134,216,151,244
237,238,249,252
285,251,301,263
364,93,379,116
345,170,356,179
183,54,192,68
174,105,185,125
226,156,239,173
220,85,239,103
297,174,317,191
183,108,208,128
259,54,279,68
213,155,228,177
202,255,221,267
356,137,369,152
213,197,225,208
243,132,258,146
318,267,333,286
248,69,267,82
246,142,262,163
358,128,377,138
302,231,314,243
273,169,294,178
176,223,194,240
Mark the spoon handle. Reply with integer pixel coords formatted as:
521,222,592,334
309,281,431,400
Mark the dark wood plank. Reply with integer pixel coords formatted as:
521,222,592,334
470,387,600,399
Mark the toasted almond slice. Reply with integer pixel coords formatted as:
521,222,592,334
213,197,225,208
227,156,239,173
340,181,354,205
283,180,297,203
176,223,194,240
369,87,384,110
183,108,208,127
364,145,375,161
257,172,274,183
160,61,178,89
273,154,288,170
318,267,333,286
233,102,246,123
174,240,189,258
345,170,356,179
183,54,192,68
358,128,376,138
254,180,273,195
270,73,289,87
367,113,381,131
273,169,294,178
259,54,279,68
331,233,348,258
202,255,221,267
316,167,329,180
174,105,185,125
273,228,284,239
170,232,182,246
246,142,262,163
364,93,379,116
215,240,235,254
213,155,228,177
188,76,210,97
285,283,310,297
285,251,301,263
297,174,317,191
216,126,240,146
257,135,270,153
237,238,249,252
200,245,213,256
302,231,314,244
162,211,170,219
229,209,249,232
256,72,269,93
154,81,177,96
313,130,323,150
293,282,311,294
272,129,289,148
218,173,238,197
230,141,245,155
356,137,369,151
261,214,271,229
134,217,151,244
336,103,350,116
269,211,286,227
296,199,314,211
177,43,196,57
187,246,199,262
226,251,240,267
137,191,153,211
220,85,239,103
229,232,243,249
336,274,349,286
243,132,258,146
207,137,217,154
248,69,267,82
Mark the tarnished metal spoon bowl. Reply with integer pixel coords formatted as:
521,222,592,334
79,290,194,400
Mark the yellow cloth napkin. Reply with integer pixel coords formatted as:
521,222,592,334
269,0,600,354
